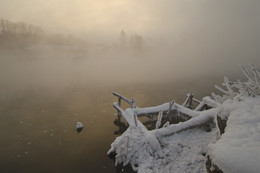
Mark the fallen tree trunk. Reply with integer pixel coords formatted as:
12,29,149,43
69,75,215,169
151,108,218,137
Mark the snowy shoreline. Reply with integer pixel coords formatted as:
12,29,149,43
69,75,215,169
108,64,260,173
208,96,260,173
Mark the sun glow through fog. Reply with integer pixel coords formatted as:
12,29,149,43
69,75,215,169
0,0,155,34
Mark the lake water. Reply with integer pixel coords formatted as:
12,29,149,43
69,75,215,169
0,50,231,172
0,77,222,173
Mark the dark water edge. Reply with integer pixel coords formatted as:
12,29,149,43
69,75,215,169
0,77,225,173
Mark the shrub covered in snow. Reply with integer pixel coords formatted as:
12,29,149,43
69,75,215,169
108,126,160,171
212,64,260,103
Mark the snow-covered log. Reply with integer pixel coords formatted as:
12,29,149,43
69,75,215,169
133,102,200,118
113,102,146,129
194,96,220,111
113,92,139,108
151,108,218,137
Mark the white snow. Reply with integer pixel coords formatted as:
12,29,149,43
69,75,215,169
109,96,260,173
133,102,200,118
155,110,163,129
108,125,218,173
152,108,218,137
109,64,260,173
108,104,219,172
113,102,146,128
208,96,260,173
142,128,217,173
194,96,220,111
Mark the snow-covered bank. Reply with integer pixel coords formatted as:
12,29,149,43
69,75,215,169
109,125,218,173
208,96,260,173
109,96,260,173
108,64,260,173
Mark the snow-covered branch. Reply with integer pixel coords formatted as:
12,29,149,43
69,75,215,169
213,63,260,103
133,102,200,118
194,96,219,111
155,110,163,129
152,108,218,137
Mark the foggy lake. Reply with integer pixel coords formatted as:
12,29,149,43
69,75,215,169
0,53,224,173
0,31,255,172
1,0,260,172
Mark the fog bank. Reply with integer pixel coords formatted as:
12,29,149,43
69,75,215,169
0,0,260,91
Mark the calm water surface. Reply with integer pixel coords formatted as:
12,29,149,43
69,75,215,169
0,79,220,173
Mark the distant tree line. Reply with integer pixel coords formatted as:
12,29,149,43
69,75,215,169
0,18,44,38
0,18,87,50
0,18,46,49
0,19,145,58
119,30,144,54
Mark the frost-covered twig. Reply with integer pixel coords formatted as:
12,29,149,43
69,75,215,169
167,100,175,115
133,113,138,127
162,121,170,128
182,93,194,108
194,96,219,111
212,64,260,103
165,100,175,121
156,110,163,129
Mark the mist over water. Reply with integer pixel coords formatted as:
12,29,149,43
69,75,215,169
1,0,260,89
0,42,227,172
0,39,253,172
0,39,257,92
1,0,260,88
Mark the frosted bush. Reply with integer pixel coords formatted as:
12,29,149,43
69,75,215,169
212,63,260,103
108,126,155,171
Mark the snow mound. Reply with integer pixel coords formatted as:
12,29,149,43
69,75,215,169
109,125,218,173
208,96,260,173
140,128,218,173
108,126,156,171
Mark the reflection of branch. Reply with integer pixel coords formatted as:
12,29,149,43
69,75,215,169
113,119,128,135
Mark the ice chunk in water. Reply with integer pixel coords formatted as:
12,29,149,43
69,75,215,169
76,122,83,133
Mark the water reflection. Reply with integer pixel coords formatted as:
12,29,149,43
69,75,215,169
113,118,128,135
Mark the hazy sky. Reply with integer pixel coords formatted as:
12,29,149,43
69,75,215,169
0,0,158,34
1,0,259,36
1,0,260,52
